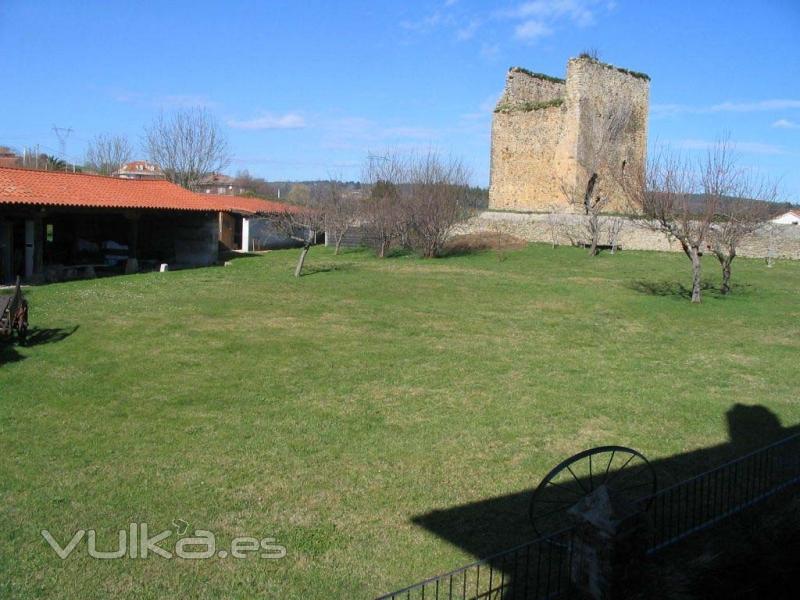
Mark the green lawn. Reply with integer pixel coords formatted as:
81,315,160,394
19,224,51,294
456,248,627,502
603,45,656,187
1,244,799,599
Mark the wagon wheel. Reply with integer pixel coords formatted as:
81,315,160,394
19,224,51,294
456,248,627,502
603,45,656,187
529,446,656,538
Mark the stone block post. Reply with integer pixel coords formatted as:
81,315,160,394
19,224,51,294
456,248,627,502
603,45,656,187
567,485,650,599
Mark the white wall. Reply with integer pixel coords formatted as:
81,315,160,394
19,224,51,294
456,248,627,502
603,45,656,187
772,212,800,225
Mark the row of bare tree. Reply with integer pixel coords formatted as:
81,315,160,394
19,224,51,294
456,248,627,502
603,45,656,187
83,108,230,189
274,150,473,276
84,107,778,301
625,139,777,302
555,94,777,303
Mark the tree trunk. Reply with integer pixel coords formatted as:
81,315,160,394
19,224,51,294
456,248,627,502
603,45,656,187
588,215,600,257
720,256,734,295
294,243,310,277
334,234,343,255
690,249,702,303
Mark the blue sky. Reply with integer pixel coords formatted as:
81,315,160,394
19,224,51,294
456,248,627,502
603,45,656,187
1,0,798,199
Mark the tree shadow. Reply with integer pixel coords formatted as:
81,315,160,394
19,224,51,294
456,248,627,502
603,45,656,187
301,262,355,276
384,247,417,259
627,279,752,300
219,251,262,262
0,325,79,367
405,404,798,597
440,233,528,259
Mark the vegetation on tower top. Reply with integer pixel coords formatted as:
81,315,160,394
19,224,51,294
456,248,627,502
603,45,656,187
509,66,565,84
575,54,651,81
494,98,564,114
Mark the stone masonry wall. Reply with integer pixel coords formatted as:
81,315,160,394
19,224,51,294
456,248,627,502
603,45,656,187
490,107,567,211
569,58,649,213
454,211,800,260
497,67,566,106
489,57,649,214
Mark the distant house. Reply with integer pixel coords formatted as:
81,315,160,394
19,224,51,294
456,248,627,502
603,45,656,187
112,160,165,180
772,210,800,225
0,147,20,168
0,167,296,284
196,173,246,196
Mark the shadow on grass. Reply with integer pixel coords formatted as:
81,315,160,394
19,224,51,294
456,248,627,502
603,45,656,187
0,325,79,367
627,279,752,300
219,251,263,262
404,404,798,598
439,233,528,259
384,247,417,259
301,263,356,276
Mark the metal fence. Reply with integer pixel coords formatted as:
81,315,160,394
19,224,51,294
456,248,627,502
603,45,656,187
376,433,800,600
647,432,800,552
376,527,577,600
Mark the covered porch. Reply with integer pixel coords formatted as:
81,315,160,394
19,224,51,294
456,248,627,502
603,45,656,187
0,207,219,285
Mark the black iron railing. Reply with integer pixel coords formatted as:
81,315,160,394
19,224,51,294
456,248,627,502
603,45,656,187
377,433,800,600
375,527,577,600
646,432,800,552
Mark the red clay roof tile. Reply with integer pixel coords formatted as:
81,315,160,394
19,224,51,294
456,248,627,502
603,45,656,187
0,167,297,214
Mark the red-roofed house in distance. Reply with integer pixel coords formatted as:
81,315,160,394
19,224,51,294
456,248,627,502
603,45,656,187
196,173,246,196
111,160,166,181
0,167,295,284
0,147,21,169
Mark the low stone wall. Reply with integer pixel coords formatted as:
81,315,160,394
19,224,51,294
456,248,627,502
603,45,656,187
453,211,800,260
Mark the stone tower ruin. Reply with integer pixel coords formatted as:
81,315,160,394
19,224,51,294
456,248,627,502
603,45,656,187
488,56,649,212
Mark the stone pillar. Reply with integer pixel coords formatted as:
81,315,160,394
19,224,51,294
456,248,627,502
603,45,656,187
241,217,250,252
567,485,649,599
123,211,140,274
0,218,11,284
24,219,35,278
34,217,44,275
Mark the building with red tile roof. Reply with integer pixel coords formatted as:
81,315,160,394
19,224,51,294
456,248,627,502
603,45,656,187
0,167,298,283
111,160,166,181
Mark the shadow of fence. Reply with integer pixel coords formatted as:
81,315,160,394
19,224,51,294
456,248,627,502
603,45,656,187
377,404,800,599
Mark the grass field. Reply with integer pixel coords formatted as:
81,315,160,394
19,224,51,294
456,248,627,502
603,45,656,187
1,244,799,599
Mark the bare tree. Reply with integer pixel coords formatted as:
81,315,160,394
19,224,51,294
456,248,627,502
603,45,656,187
143,108,230,189
708,200,770,294
362,181,401,258
606,216,626,254
272,198,324,277
361,150,471,258
625,147,716,303
765,223,777,268
287,183,311,205
362,152,408,258
234,170,278,198
544,205,564,248
85,134,133,175
317,180,358,255
701,142,776,293
562,104,633,256
406,151,471,258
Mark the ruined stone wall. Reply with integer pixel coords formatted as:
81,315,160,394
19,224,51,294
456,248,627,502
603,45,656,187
489,57,649,213
490,106,567,211
568,58,649,213
497,67,565,105
453,212,800,260
490,68,570,212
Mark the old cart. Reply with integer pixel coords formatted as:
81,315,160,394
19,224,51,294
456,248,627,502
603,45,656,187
0,277,28,343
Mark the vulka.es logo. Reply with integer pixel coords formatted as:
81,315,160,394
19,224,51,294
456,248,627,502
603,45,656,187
41,523,287,560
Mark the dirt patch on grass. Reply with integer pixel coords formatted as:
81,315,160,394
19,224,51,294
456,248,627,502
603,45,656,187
444,232,527,255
